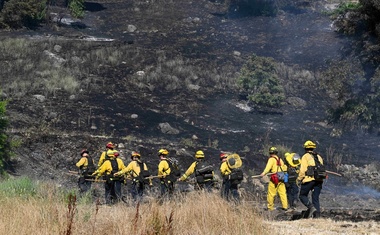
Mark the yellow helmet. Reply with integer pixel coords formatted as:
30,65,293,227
131,151,141,159
304,140,316,149
158,149,169,156
284,152,291,158
269,146,278,154
195,150,205,159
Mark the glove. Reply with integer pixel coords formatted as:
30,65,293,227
114,171,121,177
91,171,98,177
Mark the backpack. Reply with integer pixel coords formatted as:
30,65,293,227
307,153,326,181
229,168,243,185
195,161,214,184
286,166,298,183
165,159,181,182
270,156,288,185
84,155,96,176
136,161,151,185
284,158,299,183
106,158,122,183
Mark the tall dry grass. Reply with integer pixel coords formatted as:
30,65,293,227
1,179,379,235
0,181,267,235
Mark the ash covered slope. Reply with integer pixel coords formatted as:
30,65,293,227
3,0,380,218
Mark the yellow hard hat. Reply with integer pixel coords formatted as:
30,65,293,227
284,152,291,158
131,151,141,159
304,140,316,149
195,150,205,159
269,146,278,154
158,149,169,156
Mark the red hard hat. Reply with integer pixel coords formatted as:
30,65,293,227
106,142,115,149
220,153,228,159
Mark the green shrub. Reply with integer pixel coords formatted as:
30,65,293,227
69,0,84,18
238,54,285,108
330,2,362,17
0,0,47,29
0,177,37,197
0,100,10,176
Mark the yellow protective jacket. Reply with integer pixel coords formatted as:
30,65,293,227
297,151,324,183
158,159,171,177
118,160,148,177
93,158,126,176
180,161,197,181
97,151,107,168
76,157,88,169
180,160,214,181
220,161,232,176
261,155,288,175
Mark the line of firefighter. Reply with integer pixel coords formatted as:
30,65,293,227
259,140,325,218
75,139,326,217
75,143,244,204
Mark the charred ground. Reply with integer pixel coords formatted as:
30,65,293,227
2,0,380,222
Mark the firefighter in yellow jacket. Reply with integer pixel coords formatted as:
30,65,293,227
97,142,116,168
157,149,174,199
220,153,240,201
76,149,95,193
92,150,126,204
115,151,151,201
284,152,301,210
297,140,325,218
178,150,214,191
260,147,289,211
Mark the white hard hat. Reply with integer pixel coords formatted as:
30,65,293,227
293,154,300,161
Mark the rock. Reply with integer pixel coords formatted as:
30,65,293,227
187,84,200,90
33,95,46,102
53,45,62,53
158,122,180,134
127,24,137,32
118,143,125,149
233,51,241,56
131,114,138,119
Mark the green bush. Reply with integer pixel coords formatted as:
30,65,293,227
0,0,47,29
238,54,285,108
0,100,10,176
69,0,84,18
330,2,362,17
0,177,37,197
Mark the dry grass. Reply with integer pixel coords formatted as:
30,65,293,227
0,184,266,235
267,218,380,235
1,179,379,235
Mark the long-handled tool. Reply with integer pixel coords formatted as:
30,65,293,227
144,175,164,179
251,172,276,178
326,170,342,177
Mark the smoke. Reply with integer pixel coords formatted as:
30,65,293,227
325,177,380,199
